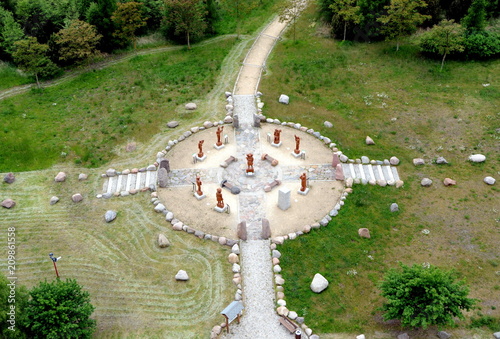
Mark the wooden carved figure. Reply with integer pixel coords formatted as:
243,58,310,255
300,173,307,192
294,135,301,154
273,129,282,144
196,176,203,196
197,140,204,158
246,153,254,173
216,126,224,146
216,188,224,208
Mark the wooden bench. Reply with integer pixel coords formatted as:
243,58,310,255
279,316,298,333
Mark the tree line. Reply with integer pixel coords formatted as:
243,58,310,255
0,0,272,86
321,0,499,66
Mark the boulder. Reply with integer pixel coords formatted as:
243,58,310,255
437,331,451,339
228,253,239,264
104,210,117,223
71,193,83,202
175,270,189,281
50,196,59,205
494,332,500,339
469,154,486,162
390,156,400,165
413,158,425,166
484,176,496,185
185,103,197,110
167,121,179,128
324,121,333,128
261,219,271,239
232,263,240,273
106,168,117,177
218,237,227,245
358,228,370,238
421,178,432,187
231,244,240,255
272,250,281,258
436,156,448,164
54,172,67,182
397,334,409,339
365,136,375,145
390,203,399,212
356,335,366,339
1,199,16,209
158,168,168,188
78,173,88,181
443,178,456,186
154,204,166,213
237,221,247,241
310,273,329,293
158,234,170,248
203,121,213,128
3,172,15,184
278,94,289,104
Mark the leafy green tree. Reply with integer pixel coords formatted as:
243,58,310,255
329,0,362,41
86,0,117,51
111,1,147,49
12,36,59,87
419,19,465,70
379,263,476,329
0,7,25,58
462,0,487,31
0,274,29,338
279,0,306,42
355,0,389,41
53,19,102,64
163,0,207,49
377,0,430,51
26,279,96,339
15,0,68,43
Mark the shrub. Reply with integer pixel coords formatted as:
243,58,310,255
463,31,500,59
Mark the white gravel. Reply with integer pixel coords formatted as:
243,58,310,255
221,240,292,338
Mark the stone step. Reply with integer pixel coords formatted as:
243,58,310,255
102,169,158,196
341,163,400,185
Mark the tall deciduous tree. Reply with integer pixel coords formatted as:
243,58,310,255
26,279,96,338
163,0,207,49
0,7,25,58
86,0,117,51
419,19,465,70
53,20,102,64
12,36,59,87
379,263,476,329
279,0,306,42
329,0,362,41
462,0,487,31
111,1,147,49
377,0,430,51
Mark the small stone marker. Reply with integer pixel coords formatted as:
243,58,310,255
50,196,59,205
335,164,344,180
365,136,375,145
390,203,399,212
159,159,170,172
332,153,340,167
261,219,271,239
158,234,170,248
278,94,289,104
237,221,247,240
413,158,425,166
324,121,333,128
167,121,179,128
185,103,197,110
469,154,486,162
358,228,370,238
437,331,451,339
390,156,400,165
436,156,448,164
484,176,496,185
2,199,16,209
278,187,291,211
310,273,329,293
72,193,83,202
104,210,117,223
175,270,189,281
443,178,456,186
54,172,67,182
233,114,239,129
421,178,432,187
158,168,168,188
78,173,88,181
3,172,15,184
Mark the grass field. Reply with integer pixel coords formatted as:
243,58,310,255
261,2,500,337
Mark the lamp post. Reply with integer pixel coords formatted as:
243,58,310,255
49,253,61,279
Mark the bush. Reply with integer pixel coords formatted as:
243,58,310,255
463,31,500,59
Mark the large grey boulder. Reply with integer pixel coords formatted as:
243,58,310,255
104,210,117,223
50,196,59,205
421,178,433,187
71,193,83,202
310,273,329,293
278,94,289,104
2,199,16,209
185,103,197,110
390,203,399,212
54,172,67,182
484,176,496,185
167,121,179,128
158,234,170,248
437,331,451,339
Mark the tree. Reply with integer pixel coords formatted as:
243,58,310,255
219,0,257,38
0,7,25,58
279,0,306,42
377,0,430,51
329,0,362,41
26,279,96,338
15,0,68,43
53,20,101,64
419,19,465,70
12,36,59,88
86,0,117,51
111,1,147,49
163,0,207,49
0,274,29,338
379,263,476,329
462,0,487,31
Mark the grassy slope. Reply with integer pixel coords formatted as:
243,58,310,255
260,2,500,337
